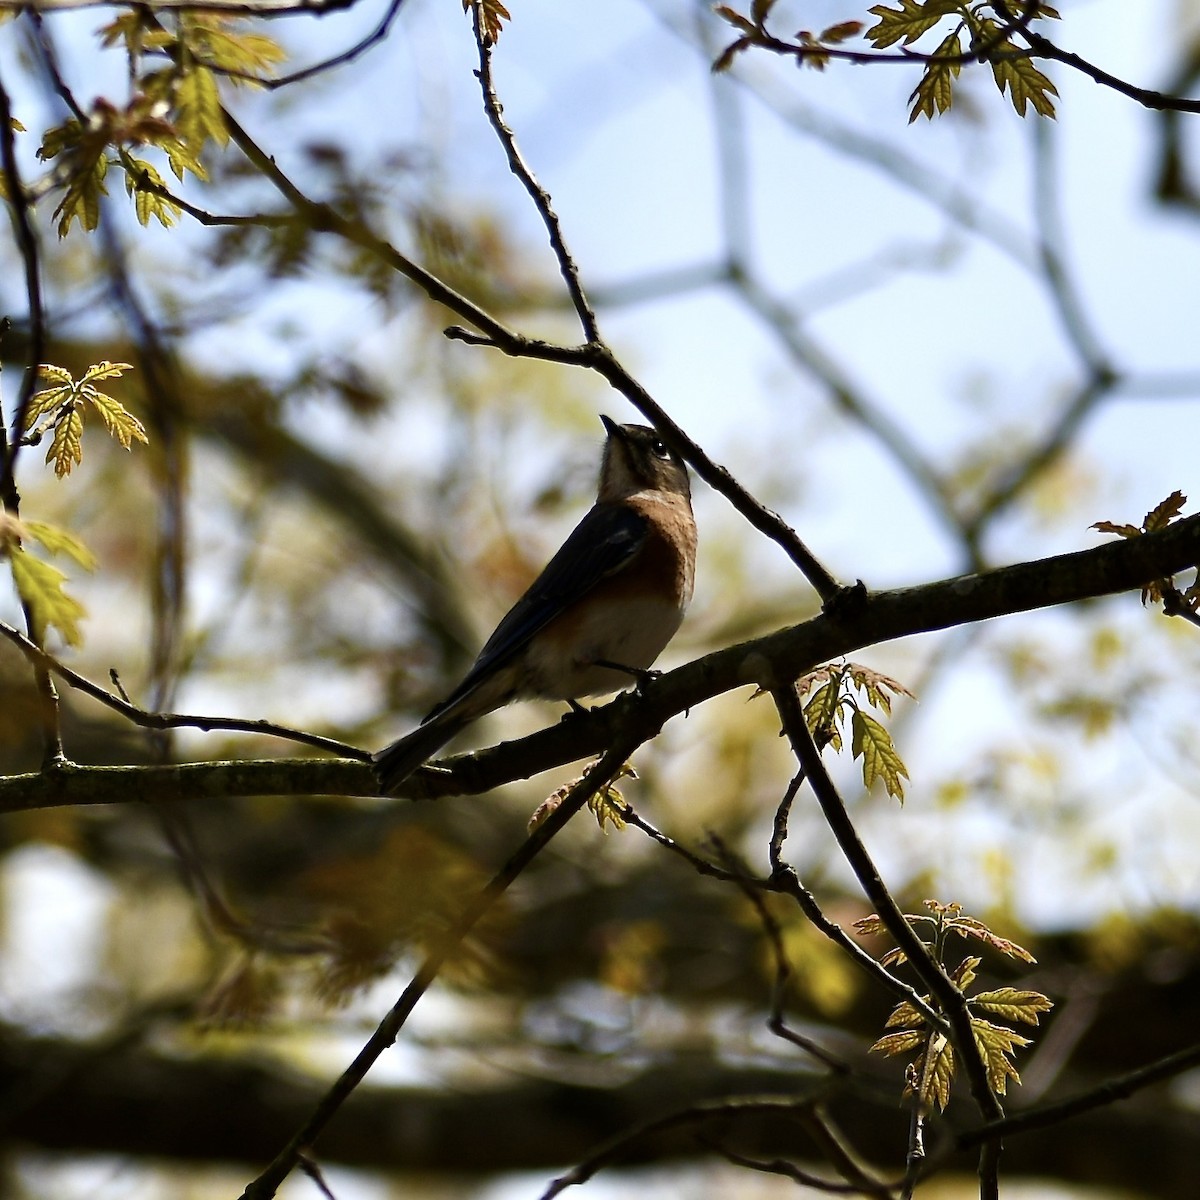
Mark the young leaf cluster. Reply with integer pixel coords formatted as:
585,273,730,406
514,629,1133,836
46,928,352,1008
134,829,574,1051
796,661,914,801
1093,490,1200,611
713,2,1061,123
713,2,862,74
36,13,284,235
465,0,512,45
865,0,1061,121
858,900,1052,1111
23,362,147,478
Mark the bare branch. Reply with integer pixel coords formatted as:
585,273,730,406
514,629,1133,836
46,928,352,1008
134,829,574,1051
238,740,642,1200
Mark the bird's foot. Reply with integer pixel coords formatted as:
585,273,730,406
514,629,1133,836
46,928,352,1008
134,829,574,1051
594,659,662,695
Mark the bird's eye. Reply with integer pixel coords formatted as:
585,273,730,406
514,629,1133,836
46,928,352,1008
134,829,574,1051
650,439,669,458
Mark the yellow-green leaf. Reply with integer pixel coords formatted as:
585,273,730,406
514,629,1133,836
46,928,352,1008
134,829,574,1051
176,66,228,150
587,784,628,834
917,1033,955,1111
950,954,981,989
883,999,924,1029
972,987,1054,1025
84,387,149,450
37,363,75,386
908,31,962,122
991,53,1058,118
9,545,87,645
47,406,84,477
865,0,958,49
971,1017,1029,1094
24,382,72,428
869,1028,926,1056
851,709,910,800
23,522,98,571
804,678,842,739
124,156,181,228
79,361,135,385
53,150,109,237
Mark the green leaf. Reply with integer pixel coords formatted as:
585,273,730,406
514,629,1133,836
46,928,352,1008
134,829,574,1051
908,30,963,122
971,1017,1030,1094
186,18,287,77
991,52,1058,118
851,709,910,800
161,137,208,184
79,361,135,386
83,385,149,450
883,999,924,1028
124,156,181,228
972,987,1054,1025
804,678,843,742
24,384,71,428
9,545,87,645
865,0,958,49
47,406,84,477
869,1028,926,1056
53,150,109,237
22,522,98,571
950,954,981,989
176,66,228,150
917,1033,955,1111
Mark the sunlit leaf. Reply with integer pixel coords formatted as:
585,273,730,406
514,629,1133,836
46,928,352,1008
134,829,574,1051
851,709,910,800
971,1017,1030,1094
972,987,1054,1025
176,66,228,150
917,1032,954,1111
85,384,150,451
865,0,958,49
47,406,84,477
870,1028,926,1056
23,522,99,571
9,545,87,645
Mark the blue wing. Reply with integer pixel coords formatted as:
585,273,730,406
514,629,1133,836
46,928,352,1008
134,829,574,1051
424,503,647,722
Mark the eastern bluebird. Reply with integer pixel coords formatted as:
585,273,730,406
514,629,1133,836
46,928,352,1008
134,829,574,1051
374,416,697,794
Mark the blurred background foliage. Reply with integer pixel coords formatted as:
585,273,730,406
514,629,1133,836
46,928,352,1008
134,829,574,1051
1,1,1200,1197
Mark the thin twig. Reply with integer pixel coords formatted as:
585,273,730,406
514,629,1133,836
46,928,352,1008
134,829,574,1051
238,740,640,1199
539,1096,824,1199
470,0,599,343
0,620,370,759
957,1039,1200,1149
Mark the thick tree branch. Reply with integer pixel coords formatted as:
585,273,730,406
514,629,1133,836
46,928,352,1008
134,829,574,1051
1,514,1195,811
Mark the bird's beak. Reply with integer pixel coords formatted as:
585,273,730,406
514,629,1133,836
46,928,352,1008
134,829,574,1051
599,414,619,438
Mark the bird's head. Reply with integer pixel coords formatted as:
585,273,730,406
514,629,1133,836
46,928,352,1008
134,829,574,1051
597,415,692,504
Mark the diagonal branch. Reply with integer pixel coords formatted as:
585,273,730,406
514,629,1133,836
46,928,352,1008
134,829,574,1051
237,739,641,1200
